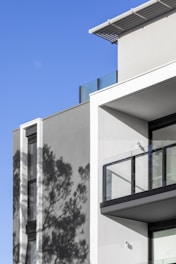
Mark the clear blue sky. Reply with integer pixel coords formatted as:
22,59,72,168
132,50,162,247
0,0,147,262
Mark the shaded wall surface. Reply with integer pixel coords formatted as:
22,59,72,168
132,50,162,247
42,102,90,264
13,130,20,264
13,102,90,264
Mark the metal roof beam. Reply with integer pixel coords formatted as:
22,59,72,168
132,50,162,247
89,0,176,43
132,10,147,21
107,19,124,31
158,0,172,10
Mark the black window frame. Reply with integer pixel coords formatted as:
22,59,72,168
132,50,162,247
149,113,176,190
27,133,37,223
25,233,36,264
148,114,176,263
26,126,37,263
148,219,176,263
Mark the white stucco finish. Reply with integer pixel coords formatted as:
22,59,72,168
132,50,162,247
19,118,43,264
90,61,176,264
118,12,176,82
97,108,148,264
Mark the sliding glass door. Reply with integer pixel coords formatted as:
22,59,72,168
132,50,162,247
151,123,176,189
152,228,176,264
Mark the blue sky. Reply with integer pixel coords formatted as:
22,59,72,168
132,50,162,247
0,0,147,262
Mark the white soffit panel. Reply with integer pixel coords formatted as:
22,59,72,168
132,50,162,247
89,0,176,44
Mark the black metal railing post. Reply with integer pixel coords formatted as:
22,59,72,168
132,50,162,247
162,147,167,187
131,156,135,194
103,142,176,201
103,165,107,202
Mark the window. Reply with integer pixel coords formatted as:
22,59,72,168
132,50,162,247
28,134,37,180
28,183,36,221
149,221,176,264
26,237,36,264
28,134,37,221
26,126,37,263
149,114,176,190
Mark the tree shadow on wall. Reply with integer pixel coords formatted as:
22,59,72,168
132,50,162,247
42,144,89,264
13,150,20,264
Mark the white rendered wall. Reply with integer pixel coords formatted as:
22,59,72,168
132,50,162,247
19,119,43,264
98,107,148,264
90,62,176,264
99,107,148,161
118,12,176,81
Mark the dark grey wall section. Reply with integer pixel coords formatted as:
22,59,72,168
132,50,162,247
13,129,20,264
42,102,90,264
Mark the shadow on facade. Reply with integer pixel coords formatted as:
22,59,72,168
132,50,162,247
13,145,90,264
42,144,89,264
13,150,20,264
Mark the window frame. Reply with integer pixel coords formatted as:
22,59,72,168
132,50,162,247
25,234,36,264
149,114,176,263
27,132,37,223
149,113,176,190
26,126,37,263
148,220,176,263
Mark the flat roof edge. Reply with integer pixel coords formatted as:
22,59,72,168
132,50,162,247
89,0,157,34
89,0,176,43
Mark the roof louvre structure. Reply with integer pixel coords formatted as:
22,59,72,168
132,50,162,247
89,0,176,44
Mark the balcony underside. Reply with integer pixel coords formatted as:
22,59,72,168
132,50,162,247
104,75,176,121
101,184,176,223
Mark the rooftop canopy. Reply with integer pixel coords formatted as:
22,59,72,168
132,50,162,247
89,0,176,44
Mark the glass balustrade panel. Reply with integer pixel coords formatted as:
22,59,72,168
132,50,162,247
152,150,163,189
99,71,117,90
79,79,98,102
135,154,149,193
166,146,176,185
105,159,131,200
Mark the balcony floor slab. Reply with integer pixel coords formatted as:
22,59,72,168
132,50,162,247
101,184,176,223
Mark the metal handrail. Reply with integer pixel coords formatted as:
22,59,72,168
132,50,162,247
104,142,176,168
103,142,176,201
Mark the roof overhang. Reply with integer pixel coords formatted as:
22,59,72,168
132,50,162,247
89,61,176,122
104,74,176,121
101,184,176,223
89,0,176,44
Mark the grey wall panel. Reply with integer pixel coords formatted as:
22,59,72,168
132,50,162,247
13,129,20,264
42,102,90,264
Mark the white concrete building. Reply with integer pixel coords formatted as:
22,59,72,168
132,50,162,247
13,1,176,263
89,1,176,263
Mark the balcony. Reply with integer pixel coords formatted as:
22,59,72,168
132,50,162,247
79,71,118,103
101,143,176,223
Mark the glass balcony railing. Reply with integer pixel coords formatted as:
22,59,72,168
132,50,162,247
103,143,176,202
79,71,118,103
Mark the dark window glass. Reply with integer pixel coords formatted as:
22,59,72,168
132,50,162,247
26,133,37,263
26,239,36,264
28,183,36,221
28,134,37,221
28,135,37,180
